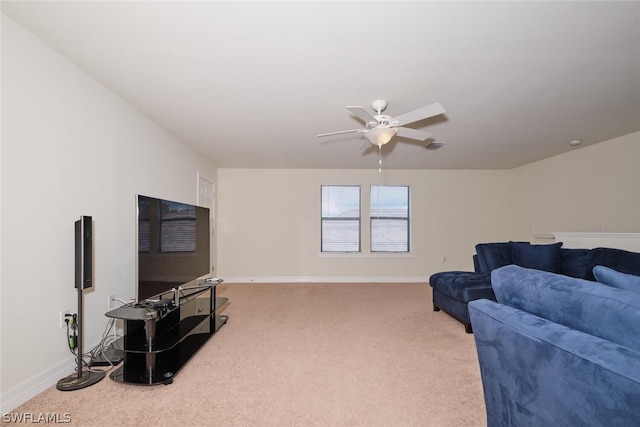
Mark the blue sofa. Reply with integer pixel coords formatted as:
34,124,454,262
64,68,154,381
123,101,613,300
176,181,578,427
429,241,640,332
469,265,640,426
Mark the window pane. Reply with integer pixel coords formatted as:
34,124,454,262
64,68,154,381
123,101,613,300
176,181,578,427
322,220,360,252
321,185,360,252
371,185,409,252
322,186,360,218
370,186,409,217
371,219,408,251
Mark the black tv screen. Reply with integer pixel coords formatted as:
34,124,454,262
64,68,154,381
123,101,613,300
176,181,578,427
136,195,210,301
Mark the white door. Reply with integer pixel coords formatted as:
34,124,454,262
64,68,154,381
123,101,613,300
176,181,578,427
197,172,216,273
197,172,215,212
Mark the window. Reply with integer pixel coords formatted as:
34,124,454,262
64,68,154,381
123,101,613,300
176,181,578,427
370,185,410,252
321,185,360,252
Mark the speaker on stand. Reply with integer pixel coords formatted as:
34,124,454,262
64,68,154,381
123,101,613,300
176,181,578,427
57,215,106,391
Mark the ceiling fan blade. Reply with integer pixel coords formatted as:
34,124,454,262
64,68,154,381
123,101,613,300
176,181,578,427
394,127,432,141
317,129,363,137
346,106,378,124
392,103,446,127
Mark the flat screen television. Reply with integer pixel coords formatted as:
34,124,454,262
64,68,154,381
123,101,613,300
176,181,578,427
136,194,211,302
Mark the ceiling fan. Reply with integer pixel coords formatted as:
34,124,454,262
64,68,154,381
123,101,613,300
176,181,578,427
317,99,446,147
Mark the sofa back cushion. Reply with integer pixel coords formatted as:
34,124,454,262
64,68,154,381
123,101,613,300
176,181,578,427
475,242,515,273
586,247,640,280
473,254,480,273
593,265,640,293
475,241,563,274
491,264,640,352
560,248,593,279
511,241,562,273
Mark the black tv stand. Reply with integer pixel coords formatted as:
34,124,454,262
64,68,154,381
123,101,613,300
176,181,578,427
105,280,228,385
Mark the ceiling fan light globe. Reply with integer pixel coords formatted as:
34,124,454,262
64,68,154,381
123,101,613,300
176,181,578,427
365,127,398,146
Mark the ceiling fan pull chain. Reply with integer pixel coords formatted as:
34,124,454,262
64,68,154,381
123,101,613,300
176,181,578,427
378,144,383,173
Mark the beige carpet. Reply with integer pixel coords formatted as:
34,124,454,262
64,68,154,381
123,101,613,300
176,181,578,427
9,283,486,426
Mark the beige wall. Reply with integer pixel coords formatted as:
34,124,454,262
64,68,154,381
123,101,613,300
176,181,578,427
511,132,640,241
216,169,512,281
1,15,215,408
217,132,640,282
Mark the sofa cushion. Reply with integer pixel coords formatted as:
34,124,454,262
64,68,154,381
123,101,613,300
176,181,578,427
491,265,640,352
511,242,562,273
429,271,493,302
586,247,640,280
593,265,640,293
475,242,517,273
560,248,593,279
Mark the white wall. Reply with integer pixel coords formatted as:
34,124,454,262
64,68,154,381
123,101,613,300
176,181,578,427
216,168,512,281
511,132,640,240
1,15,215,410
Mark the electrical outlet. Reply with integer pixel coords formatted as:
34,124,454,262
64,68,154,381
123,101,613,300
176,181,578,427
108,295,116,309
59,309,71,328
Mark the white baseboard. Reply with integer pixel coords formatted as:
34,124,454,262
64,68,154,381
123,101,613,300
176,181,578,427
1,335,110,413
221,276,427,283
1,357,76,413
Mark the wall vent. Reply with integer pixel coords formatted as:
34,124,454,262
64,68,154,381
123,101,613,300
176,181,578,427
425,142,445,150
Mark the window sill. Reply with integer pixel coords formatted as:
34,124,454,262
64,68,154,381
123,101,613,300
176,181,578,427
317,252,416,258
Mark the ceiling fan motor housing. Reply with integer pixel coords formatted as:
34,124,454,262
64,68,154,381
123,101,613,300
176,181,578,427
368,115,393,129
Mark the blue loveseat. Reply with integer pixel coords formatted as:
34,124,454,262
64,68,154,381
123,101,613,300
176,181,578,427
429,241,640,332
469,265,640,426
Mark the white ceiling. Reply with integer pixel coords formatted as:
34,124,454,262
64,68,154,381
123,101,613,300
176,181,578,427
3,1,640,169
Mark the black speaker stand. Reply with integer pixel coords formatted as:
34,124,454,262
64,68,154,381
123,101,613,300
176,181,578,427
57,279,105,391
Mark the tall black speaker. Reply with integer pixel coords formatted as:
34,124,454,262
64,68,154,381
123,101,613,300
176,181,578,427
75,215,92,289
58,215,105,391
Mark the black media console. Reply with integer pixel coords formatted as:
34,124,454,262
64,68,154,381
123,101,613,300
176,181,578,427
105,280,228,385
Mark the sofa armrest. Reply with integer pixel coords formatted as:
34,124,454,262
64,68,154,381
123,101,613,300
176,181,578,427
469,299,640,427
